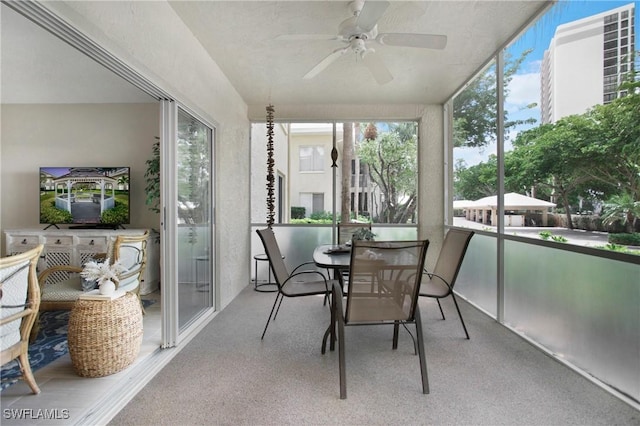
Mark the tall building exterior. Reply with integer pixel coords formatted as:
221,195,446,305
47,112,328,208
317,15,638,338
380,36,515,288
541,3,635,124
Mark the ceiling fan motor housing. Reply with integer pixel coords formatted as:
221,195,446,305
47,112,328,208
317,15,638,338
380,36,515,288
338,16,378,43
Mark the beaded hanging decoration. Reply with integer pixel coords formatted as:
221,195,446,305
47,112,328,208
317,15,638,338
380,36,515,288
266,104,275,228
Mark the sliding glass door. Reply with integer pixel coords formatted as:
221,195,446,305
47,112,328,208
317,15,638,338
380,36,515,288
162,102,215,345
176,108,214,330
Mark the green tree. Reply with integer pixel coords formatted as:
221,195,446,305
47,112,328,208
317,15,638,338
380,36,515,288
583,79,640,201
453,49,536,148
358,123,417,223
454,156,498,200
508,116,601,228
341,123,354,224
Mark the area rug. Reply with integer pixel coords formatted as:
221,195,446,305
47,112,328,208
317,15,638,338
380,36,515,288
0,299,154,391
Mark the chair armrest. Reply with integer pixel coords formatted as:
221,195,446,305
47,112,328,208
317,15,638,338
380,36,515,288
38,266,83,286
290,261,321,274
283,270,329,290
0,307,34,326
422,271,453,293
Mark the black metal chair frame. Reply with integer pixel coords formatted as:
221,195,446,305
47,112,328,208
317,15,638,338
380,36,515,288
256,228,334,340
419,229,474,339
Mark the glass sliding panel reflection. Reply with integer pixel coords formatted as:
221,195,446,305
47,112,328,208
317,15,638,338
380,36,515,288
177,108,213,330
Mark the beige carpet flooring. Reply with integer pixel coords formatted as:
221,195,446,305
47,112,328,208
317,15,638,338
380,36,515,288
110,285,639,425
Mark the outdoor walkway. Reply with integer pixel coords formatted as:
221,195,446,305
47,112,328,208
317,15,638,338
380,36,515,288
452,217,610,248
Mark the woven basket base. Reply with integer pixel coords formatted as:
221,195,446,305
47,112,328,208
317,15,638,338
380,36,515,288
68,292,143,378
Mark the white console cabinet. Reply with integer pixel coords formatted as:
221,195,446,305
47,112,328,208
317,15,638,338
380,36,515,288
4,228,159,295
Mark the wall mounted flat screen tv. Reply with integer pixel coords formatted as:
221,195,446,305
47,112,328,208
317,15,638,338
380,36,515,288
39,167,130,227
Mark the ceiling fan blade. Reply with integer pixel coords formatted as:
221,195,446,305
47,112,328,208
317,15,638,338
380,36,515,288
304,47,349,80
275,34,338,41
356,1,390,32
362,52,393,85
377,33,447,50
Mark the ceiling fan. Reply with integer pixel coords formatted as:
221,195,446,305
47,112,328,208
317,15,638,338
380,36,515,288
279,0,447,85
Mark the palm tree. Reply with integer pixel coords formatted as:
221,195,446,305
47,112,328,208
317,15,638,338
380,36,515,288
600,193,640,233
117,175,129,190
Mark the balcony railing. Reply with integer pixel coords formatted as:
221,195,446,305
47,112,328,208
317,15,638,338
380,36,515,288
455,231,640,405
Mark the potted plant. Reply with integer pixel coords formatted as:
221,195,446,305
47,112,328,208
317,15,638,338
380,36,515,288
352,227,376,241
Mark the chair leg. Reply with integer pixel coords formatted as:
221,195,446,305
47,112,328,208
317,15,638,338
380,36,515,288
436,298,446,320
273,292,285,320
450,293,470,339
18,352,40,394
29,313,41,343
414,306,429,394
392,321,399,350
261,292,282,340
337,310,346,399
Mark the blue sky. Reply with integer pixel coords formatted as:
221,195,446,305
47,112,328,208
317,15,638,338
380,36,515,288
456,0,638,166
506,0,637,110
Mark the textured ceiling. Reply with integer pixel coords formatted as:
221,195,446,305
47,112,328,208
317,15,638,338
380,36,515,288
169,1,551,107
1,1,551,107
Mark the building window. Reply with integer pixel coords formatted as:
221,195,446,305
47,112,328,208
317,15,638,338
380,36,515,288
604,22,618,33
604,40,618,50
300,192,324,216
604,32,618,42
604,66,618,76
603,93,616,103
299,146,324,172
604,57,617,68
604,49,617,59
621,28,628,37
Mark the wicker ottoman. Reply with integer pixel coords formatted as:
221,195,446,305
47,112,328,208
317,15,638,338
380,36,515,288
68,292,143,378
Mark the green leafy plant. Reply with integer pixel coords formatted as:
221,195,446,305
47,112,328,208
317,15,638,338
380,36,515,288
144,137,160,213
539,230,552,240
608,232,640,246
291,206,306,219
550,235,568,243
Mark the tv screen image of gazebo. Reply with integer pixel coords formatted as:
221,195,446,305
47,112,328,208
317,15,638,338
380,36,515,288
39,167,131,225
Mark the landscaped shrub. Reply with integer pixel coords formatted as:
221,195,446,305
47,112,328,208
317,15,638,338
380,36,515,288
40,200,73,224
309,210,333,221
608,233,640,246
101,201,129,224
291,206,305,219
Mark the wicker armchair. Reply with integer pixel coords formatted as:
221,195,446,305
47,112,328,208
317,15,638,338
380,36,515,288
31,231,148,340
37,231,149,311
1,245,44,394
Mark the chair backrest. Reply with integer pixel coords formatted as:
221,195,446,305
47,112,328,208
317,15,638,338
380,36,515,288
338,223,373,244
346,240,429,323
431,229,474,289
256,228,289,289
0,245,43,353
112,231,148,292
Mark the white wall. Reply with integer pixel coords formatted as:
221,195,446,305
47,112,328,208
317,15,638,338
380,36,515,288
1,103,159,242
